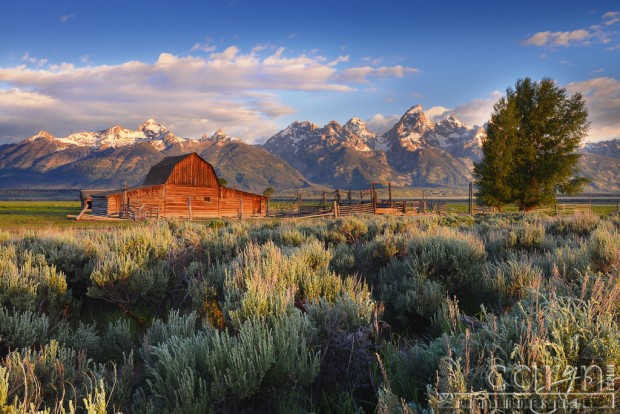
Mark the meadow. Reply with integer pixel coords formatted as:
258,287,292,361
0,210,620,413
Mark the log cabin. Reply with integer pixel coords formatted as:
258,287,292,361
89,153,267,219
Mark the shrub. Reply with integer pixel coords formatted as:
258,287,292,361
379,259,446,329
222,240,373,327
1,340,107,412
547,213,600,237
590,225,620,272
141,332,212,414
0,307,49,350
0,246,70,321
207,312,319,402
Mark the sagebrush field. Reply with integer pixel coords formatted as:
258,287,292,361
1,213,620,413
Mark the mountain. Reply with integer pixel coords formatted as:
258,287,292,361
578,139,620,193
583,139,620,159
263,105,484,189
2,109,620,195
263,119,392,188
0,121,314,193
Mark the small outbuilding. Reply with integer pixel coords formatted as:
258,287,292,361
89,153,267,219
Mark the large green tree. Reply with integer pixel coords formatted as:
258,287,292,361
474,77,590,211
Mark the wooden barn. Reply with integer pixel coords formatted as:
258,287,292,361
89,153,267,219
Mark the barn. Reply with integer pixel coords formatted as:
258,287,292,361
89,153,268,219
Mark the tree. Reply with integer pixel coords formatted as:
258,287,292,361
218,177,228,187
263,187,275,198
474,77,590,211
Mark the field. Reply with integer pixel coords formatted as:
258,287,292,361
1,204,620,412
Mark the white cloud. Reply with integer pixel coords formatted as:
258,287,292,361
603,11,620,26
21,52,47,66
0,89,57,108
59,14,76,23
566,77,620,141
338,65,418,83
524,29,590,47
523,11,619,48
425,106,449,121
439,92,503,127
0,46,416,143
190,42,216,53
365,114,401,134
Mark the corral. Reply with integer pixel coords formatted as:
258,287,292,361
85,153,267,219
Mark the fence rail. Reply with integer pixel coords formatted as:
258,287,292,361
119,203,160,221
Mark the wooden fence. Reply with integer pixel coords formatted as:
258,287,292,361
270,198,447,218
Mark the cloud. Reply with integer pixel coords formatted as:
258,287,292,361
523,11,619,48
439,92,503,127
566,77,620,141
190,42,216,53
0,46,416,143
365,113,401,134
425,106,449,121
524,29,591,47
603,11,620,26
59,14,76,23
338,65,418,83
21,52,47,66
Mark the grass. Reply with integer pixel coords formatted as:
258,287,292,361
1,200,617,231
2,213,620,412
0,201,132,230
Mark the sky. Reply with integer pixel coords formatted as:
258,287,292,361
0,0,619,144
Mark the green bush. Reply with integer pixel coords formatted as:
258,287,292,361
207,312,319,402
0,246,70,321
0,307,49,350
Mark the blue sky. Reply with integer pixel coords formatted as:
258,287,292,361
0,0,619,143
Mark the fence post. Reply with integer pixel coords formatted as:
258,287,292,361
239,198,243,219
388,182,393,207
403,200,407,214
333,200,339,218
187,195,192,220
371,183,377,215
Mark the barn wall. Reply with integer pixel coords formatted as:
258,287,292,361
91,183,266,219
124,186,166,215
166,153,219,187
165,185,266,218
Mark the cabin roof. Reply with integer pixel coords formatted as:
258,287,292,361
80,189,113,200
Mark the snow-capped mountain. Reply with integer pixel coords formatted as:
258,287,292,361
583,138,620,159
2,109,620,193
55,119,185,150
0,120,310,192
263,105,486,187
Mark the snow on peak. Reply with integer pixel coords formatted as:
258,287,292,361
138,119,168,138
343,117,375,144
26,131,56,142
209,129,239,143
344,117,368,132
324,120,342,134
399,105,433,133
405,104,424,115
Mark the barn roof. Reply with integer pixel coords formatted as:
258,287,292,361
143,153,206,186
90,185,162,197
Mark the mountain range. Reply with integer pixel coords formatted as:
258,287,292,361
1,106,619,195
